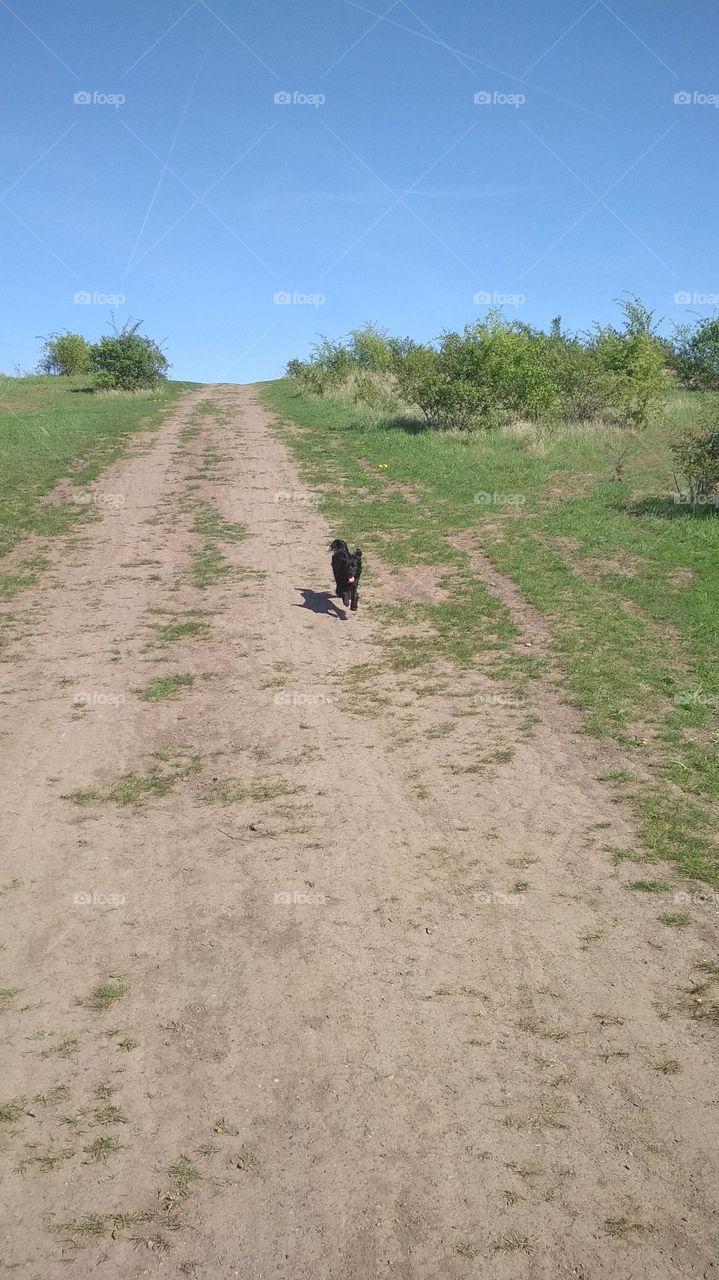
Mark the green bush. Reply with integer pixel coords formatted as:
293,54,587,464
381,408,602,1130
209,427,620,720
674,317,719,391
671,398,719,503
283,295,674,432
89,319,169,390
37,331,91,377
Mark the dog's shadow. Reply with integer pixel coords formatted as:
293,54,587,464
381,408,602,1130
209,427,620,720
295,589,347,620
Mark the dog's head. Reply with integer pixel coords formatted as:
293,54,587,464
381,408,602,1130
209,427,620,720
346,547,362,584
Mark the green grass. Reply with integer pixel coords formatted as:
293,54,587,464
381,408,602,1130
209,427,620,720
191,500,246,543
134,673,197,701
148,611,214,647
65,752,202,808
262,379,719,885
189,543,232,589
0,376,194,562
82,976,128,1012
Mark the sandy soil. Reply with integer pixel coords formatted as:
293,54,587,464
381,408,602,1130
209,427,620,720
1,383,718,1279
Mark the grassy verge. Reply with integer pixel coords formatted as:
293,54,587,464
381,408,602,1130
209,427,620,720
0,376,197,561
262,378,719,885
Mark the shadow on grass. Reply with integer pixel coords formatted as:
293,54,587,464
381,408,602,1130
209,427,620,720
627,495,719,520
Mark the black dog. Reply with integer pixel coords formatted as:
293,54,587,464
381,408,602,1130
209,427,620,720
330,539,362,612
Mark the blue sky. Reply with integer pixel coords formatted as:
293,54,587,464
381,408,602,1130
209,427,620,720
1,0,717,381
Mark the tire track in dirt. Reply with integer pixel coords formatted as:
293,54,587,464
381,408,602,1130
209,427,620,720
0,383,717,1279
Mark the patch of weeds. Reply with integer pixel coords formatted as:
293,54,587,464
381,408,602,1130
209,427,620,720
94,1105,127,1125
604,1216,654,1239
693,957,719,976
66,753,202,809
81,976,127,1012
425,721,456,738
593,1012,625,1027
133,672,197,702
658,911,691,929
455,1242,482,1260
516,1015,568,1041
598,769,635,783
579,928,604,950
202,779,305,806
693,1001,719,1025
628,879,670,892
189,543,232,589
493,1233,533,1254
605,844,641,864
654,1058,680,1074
0,1096,27,1124
83,1135,122,1161
0,987,18,1012
192,501,246,542
18,1145,75,1173
118,1036,139,1051
44,1037,80,1060
54,1211,149,1243
230,1147,259,1171
512,879,530,893
150,616,213,647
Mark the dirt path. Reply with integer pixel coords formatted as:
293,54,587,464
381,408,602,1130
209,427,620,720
1,384,718,1279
